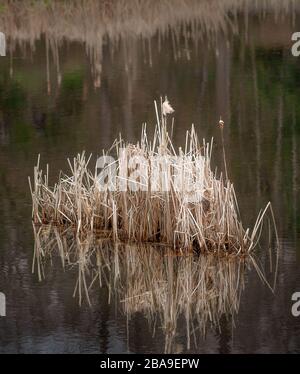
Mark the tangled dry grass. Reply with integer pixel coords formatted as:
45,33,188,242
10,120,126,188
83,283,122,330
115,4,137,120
29,100,278,256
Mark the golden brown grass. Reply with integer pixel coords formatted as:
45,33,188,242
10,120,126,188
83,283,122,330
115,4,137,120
29,100,278,256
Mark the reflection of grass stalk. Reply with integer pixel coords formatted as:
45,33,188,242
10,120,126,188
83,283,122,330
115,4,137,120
32,226,279,352
219,117,228,182
33,227,247,352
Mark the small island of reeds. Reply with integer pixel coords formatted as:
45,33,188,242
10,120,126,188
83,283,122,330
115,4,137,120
29,99,277,256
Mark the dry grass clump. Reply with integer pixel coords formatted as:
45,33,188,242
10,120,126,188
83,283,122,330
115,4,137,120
29,100,277,255
33,224,252,352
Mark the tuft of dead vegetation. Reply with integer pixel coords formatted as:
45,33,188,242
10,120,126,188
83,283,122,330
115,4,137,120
29,99,278,256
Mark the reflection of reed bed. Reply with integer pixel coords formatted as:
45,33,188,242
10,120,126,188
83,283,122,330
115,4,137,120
112,244,246,352
29,101,278,255
33,225,250,352
1,0,298,82
1,0,296,42
95,245,248,353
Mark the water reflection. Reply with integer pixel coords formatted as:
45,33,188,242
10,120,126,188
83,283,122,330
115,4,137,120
0,0,299,88
0,0,300,353
33,224,275,353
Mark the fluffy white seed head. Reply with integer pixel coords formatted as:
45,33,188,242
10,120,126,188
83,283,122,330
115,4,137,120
162,98,174,116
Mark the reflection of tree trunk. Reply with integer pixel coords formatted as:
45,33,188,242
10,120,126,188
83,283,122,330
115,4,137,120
237,42,245,170
122,38,130,134
99,78,113,144
251,44,261,204
148,37,153,67
244,4,249,43
52,38,61,87
274,90,283,217
0,110,8,145
199,54,208,116
46,35,51,95
216,35,231,125
215,34,231,180
122,38,138,139
49,38,61,102
9,43,13,78
292,105,297,240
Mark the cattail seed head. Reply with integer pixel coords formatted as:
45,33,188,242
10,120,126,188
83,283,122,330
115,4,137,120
162,97,174,116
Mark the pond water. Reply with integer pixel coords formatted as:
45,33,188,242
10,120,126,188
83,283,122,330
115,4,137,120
0,0,300,353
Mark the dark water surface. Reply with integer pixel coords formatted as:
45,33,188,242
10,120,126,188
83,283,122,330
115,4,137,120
0,1,300,353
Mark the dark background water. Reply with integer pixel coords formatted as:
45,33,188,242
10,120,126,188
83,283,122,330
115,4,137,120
0,0,300,353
